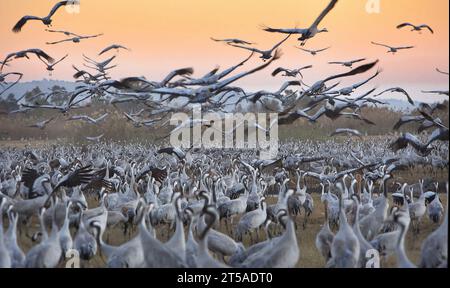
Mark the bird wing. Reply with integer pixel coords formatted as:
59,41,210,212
419,24,434,33
371,42,391,49
47,1,70,18
335,163,378,180
215,50,282,90
21,168,40,190
272,67,288,76
217,52,254,79
99,55,116,67
201,66,220,79
51,54,69,66
81,33,104,39
123,112,137,123
98,45,114,55
136,166,167,183
12,16,42,33
46,38,74,45
299,65,313,70
397,88,414,105
404,133,428,152
228,44,263,54
311,0,339,28
393,115,423,130
94,113,109,122
330,128,361,137
82,54,99,65
351,58,366,64
396,23,414,29
397,46,414,50
436,68,449,75
427,128,449,146
45,29,78,36
296,47,312,53
351,70,381,89
275,80,302,94
46,165,93,206
157,147,185,160
150,87,195,97
260,158,284,173
325,60,378,83
67,115,84,121
316,47,331,53
1,53,19,70
160,67,194,87
270,34,292,51
262,26,307,34
27,49,55,63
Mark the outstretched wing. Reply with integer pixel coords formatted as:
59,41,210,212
396,23,414,29
12,16,42,33
325,60,379,82
228,44,262,54
272,67,287,76
160,67,194,87
47,1,70,18
21,168,40,190
316,47,331,53
27,49,55,63
419,25,434,34
312,0,339,28
371,41,391,49
262,26,307,34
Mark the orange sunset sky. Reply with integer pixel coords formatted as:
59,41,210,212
0,0,448,102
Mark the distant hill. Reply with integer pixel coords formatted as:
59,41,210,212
1,79,78,100
376,98,415,112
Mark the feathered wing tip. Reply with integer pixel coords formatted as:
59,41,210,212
259,24,269,31
12,17,27,33
271,67,283,77
178,67,194,76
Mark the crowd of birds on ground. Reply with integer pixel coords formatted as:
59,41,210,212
0,138,448,268
0,0,449,268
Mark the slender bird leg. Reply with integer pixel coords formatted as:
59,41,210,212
224,218,230,234
230,216,234,228
249,230,254,244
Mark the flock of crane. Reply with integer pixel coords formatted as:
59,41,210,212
0,0,449,268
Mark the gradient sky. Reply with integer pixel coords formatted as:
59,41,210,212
0,0,448,102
